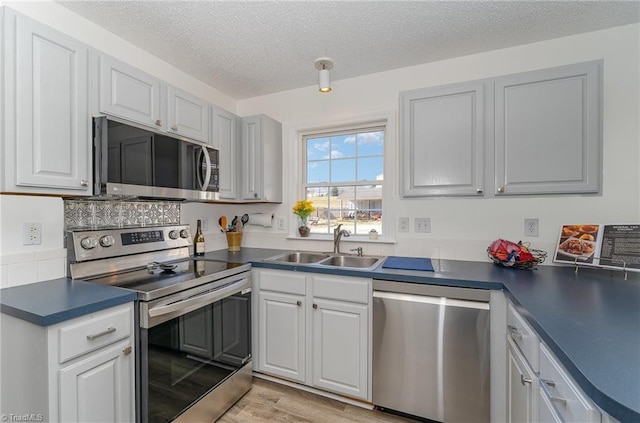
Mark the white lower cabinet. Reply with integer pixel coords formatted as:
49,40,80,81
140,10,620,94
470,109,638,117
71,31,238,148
258,290,306,382
507,337,538,423
0,303,135,423
253,268,371,401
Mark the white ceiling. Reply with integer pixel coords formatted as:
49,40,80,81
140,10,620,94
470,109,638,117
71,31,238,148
57,1,640,100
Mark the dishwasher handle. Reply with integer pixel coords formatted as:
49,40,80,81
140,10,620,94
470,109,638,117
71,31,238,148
373,290,489,310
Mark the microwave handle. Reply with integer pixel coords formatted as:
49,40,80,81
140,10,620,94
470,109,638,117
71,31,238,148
197,147,212,191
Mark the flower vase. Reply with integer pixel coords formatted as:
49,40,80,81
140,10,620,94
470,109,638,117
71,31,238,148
298,217,310,237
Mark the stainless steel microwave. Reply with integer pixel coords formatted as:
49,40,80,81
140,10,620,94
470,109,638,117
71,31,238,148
93,116,220,201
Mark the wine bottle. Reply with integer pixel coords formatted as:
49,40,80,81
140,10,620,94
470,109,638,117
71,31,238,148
194,219,205,256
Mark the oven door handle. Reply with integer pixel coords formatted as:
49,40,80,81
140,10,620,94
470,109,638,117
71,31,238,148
148,278,249,319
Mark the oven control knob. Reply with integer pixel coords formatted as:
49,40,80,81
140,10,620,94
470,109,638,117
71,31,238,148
168,230,179,240
80,236,98,250
179,229,189,238
99,235,116,247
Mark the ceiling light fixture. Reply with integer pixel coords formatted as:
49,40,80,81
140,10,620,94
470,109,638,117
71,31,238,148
314,58,334,93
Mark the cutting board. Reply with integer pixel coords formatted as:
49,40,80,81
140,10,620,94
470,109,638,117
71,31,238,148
382,256,434,272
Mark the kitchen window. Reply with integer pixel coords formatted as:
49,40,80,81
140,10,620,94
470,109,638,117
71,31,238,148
303,126,384,236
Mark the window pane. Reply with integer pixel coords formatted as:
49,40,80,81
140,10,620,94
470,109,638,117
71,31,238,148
331,159,356,182
357,157,383,181
307,137,330,160
357,131,384,156
307,160,329,184
331,134,356,159
355,185,382,235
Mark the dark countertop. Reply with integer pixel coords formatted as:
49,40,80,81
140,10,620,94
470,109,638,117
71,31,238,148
1,247,637,421
0,278,137,326
249,248,640,422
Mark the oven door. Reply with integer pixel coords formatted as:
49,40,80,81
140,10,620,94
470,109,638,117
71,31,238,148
139,275,251,423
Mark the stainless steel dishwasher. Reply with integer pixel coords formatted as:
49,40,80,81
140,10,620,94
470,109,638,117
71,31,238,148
373,280,490,423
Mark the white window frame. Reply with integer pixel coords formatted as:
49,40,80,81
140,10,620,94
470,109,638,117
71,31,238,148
293,112,396,242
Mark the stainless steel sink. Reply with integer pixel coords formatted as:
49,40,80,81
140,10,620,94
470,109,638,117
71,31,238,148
317,255,384,269
266,252,330,264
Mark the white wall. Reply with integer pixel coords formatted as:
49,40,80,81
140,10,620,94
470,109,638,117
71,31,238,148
234,23,640,262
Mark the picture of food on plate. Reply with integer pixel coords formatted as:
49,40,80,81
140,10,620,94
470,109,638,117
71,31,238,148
579,233,595,241
579,224,599,234
559,238,595,255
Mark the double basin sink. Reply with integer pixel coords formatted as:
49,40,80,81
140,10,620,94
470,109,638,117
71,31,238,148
265,251,385,271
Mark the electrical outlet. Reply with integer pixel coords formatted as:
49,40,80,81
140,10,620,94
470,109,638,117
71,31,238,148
398,217,409,233
199,217,208,232
524,218,539,237
415,217,431,233
23,223,42,245
278,217,286,231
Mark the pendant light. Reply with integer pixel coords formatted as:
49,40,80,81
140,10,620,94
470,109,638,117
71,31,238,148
314,58,334,93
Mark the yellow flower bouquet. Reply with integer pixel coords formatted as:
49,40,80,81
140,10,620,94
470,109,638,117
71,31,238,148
292,200,315,236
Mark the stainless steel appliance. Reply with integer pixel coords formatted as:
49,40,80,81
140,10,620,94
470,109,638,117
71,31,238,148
67,225,251,423
93,116,220,201
373,280,490,422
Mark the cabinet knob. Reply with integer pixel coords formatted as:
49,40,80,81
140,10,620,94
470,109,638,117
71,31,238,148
312,304,318,309
80,180,89,187
296,300,302,307
155,119,162,126
171,125,178,131
476,188,483,194
497,186,505,193
520,374,532,386
254,193,258,198
123,346,132,356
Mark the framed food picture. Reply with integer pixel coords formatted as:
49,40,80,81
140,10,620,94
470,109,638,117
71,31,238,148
554,223,640,272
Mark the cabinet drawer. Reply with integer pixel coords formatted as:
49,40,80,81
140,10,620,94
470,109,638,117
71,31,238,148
539,343,600,423
58,304,132,363
258,269,306,295
312,275,370,304
507,303,539,371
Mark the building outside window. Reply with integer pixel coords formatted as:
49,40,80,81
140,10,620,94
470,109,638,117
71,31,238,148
303,126,384,236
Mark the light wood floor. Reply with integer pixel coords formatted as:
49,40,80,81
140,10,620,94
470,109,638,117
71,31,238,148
218,377,420,423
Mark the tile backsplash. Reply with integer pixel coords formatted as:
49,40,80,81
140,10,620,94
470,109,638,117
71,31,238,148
64,199,180,229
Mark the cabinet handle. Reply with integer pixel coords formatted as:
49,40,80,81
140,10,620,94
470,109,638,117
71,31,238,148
80,180,89,187
497,186,505,193
155,119,162,126
254,193,258,198
123,346,132,355
520,374,532,386
171,125,178,131
540,378,567,405
86,327,116,340
507,325,523,341
476,188,483,194
296,300,302,307
313,304,318,309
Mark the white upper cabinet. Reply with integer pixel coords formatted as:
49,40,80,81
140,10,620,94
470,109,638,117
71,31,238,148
494,61,602,195
210,105,239,199
400,61,602,198
240,115,282,203
2,8,91,194
167,86,209,142
99,54,165,130
401,81,486,197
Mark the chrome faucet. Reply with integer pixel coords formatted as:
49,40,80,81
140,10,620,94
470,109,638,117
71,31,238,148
333,224,350,254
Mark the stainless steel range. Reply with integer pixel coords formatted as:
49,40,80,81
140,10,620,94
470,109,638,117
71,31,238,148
67,225,252,423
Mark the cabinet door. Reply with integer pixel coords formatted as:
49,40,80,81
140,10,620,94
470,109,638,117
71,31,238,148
240,116,263,200
258,291,305,382
99,54,164,130
59,339,134,423
211,106,238,199
495,61,601,195
538,387,563,423
7,10,91,193
167,86,208,142
400,81,485,197
507,339,537,423
312,298,368,399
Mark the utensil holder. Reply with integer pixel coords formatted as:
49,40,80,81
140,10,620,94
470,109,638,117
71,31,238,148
226,232,242,252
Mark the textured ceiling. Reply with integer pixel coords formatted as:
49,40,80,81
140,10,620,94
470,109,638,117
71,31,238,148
57,1,640,100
